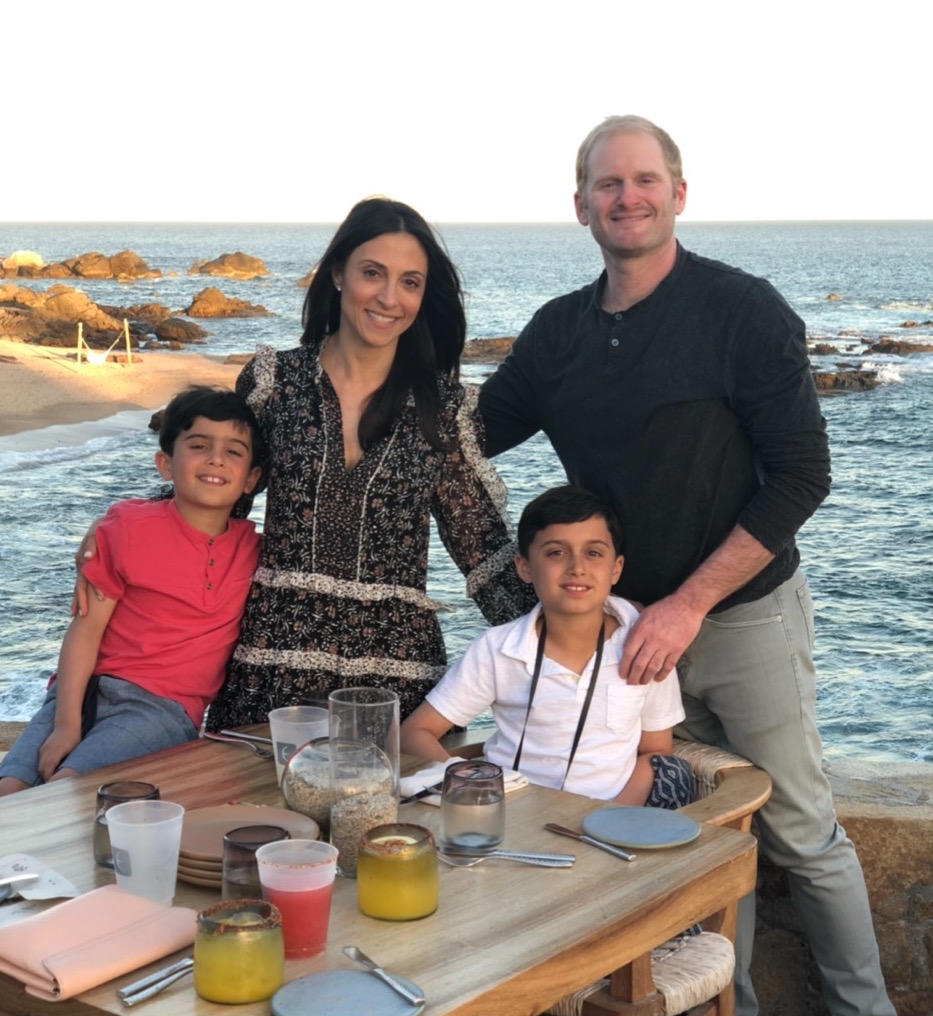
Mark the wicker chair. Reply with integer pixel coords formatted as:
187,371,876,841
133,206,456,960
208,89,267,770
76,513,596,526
441,731,772,1016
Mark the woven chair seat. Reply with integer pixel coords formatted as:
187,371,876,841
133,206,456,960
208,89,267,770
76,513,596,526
547,931,735,1016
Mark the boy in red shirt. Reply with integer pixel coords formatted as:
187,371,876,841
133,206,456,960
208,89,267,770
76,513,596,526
0,386,264,793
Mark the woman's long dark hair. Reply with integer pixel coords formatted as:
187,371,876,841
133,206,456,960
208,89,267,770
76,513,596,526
300,197,466,451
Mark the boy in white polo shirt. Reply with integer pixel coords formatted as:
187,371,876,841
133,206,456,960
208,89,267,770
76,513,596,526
401,486,688,804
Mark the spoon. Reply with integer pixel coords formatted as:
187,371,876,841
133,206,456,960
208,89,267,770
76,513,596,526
438,848,574,868
342,946,426,1007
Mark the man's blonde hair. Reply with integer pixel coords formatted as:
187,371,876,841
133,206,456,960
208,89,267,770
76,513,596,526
575,115,683,192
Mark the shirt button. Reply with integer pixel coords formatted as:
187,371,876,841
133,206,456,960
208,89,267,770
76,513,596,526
206,582,213,591
611,338,620,347
614,313,623,321
208,539,214,546
208,559,215,567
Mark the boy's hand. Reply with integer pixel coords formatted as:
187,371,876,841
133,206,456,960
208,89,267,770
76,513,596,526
71,523,104,617
38,725,82,782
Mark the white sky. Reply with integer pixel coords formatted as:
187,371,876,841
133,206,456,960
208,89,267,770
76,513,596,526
5,1,931,223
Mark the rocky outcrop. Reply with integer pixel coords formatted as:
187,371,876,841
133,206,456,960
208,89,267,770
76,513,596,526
185,287,272,318
0,250,161,280
1,251,45,271
0,284,122,345
870,336,933,356
0,286,205,348
187,252,269,280
98,303,173,327
463,338,516,363
812,368,880,393
154,317,208,344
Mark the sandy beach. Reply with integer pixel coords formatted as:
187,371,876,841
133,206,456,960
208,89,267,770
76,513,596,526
0,338,244,441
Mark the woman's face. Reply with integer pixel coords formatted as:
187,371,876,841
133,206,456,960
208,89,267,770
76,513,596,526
332,232,428,354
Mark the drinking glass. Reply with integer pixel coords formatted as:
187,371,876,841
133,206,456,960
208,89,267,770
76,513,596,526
194,899,284,1003
268,705,329,787
255,839,338,958
106,799,185,905
440,760,505,850
357,823,439,920
221,825,290,900
93,781,160,868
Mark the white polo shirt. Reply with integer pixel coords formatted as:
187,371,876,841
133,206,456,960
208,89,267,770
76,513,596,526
426,596,685,800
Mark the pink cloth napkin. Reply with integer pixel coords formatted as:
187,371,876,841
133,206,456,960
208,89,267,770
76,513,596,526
0,884,196,1001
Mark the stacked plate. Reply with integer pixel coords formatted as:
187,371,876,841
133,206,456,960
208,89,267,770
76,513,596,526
177,804,320,890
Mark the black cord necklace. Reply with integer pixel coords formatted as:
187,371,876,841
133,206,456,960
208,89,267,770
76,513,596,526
512,616,607,790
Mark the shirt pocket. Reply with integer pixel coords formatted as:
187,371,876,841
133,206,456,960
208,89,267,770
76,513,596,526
604,682,648,737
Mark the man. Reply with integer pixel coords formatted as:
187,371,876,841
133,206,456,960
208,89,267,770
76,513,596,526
479,115,893,1016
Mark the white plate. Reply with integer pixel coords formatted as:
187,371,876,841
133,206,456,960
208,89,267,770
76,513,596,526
582,806,701,849
272,970,425,1016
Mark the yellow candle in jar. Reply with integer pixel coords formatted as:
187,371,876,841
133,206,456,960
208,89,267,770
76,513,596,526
357,825,439,921
193,901,285,1003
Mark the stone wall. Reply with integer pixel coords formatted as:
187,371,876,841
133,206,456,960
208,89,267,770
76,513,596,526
752,758,933,1016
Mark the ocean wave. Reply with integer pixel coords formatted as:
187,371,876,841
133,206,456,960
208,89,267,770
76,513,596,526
0,410,153,475
880,300,933,313
0,432,134,475
858,361,904,384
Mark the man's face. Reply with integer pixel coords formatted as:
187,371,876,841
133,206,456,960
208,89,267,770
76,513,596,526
574,131,686,261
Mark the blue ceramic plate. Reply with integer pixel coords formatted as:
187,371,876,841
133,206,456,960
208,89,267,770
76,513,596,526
582,806,701,849
272,970,425,1016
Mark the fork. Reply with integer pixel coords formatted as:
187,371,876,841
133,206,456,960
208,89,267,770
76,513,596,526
203,732,274,760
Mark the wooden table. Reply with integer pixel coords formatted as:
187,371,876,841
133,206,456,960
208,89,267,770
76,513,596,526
0,736,757,1016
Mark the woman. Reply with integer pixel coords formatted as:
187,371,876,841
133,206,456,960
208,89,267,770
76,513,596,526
204,198,532,729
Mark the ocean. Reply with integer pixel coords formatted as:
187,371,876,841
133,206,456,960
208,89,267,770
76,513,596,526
1,221,931,763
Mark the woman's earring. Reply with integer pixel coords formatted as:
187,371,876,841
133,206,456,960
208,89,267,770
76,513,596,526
334,283,341,292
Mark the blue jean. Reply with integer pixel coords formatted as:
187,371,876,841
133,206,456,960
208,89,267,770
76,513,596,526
676,570,894,1016
0,676,197,785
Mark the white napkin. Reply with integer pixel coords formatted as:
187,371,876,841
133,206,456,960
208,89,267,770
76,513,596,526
400,758,529,806
0,853,78,901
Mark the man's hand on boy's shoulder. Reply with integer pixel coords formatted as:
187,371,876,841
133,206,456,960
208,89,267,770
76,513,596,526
618,593,704,686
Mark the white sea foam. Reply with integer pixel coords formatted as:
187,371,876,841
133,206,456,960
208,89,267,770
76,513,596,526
0,411,152,473
863,362,905,385
880,300,933,313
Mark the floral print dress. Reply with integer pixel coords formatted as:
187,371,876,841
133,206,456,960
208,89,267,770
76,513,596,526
206,345,533,729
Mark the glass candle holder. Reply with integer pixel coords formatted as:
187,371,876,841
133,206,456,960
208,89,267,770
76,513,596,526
193,899,284,1004
357,823,439,921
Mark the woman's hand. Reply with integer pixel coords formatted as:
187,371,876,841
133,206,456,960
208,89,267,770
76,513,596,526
71,520,103,617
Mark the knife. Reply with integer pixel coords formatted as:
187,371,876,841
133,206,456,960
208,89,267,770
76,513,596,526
544,822,636,861
343,946,426,1006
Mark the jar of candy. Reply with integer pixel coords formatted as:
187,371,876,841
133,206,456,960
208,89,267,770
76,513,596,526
357,823,439,920
193,900,284,1003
